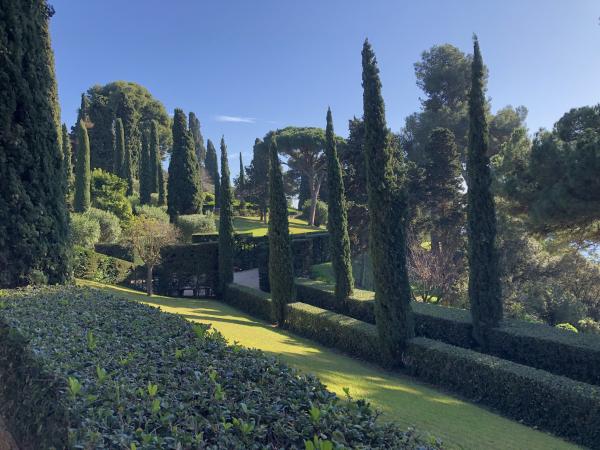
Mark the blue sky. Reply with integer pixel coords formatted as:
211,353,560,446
50,0,600,178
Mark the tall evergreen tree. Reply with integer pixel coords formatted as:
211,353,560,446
167,109,203,220
74,120,91,212
62,123,74,200
116,92,140,179
158,167,166,206
205,139,220,207
189,112,207,165
139,129,152,205
123,126,134,196
247,137,269,221
114,118,125,176
268,136,295,326
467,36,502,345
325,108,354,301
218,136,235,294
149,120,161,193
238,152,245,190
0,0,70,287
362,39,414,364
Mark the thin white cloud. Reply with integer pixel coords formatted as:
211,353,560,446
215,115,256,124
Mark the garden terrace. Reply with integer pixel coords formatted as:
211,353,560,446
0,286,439,449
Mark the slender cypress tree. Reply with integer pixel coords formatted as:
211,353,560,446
149,120,161,193
325,108,354,301
123,128,134,196
62,123,74,200
167,109,203,220
74,119,91,212
189,112,207,165
139,129,152,205
238,152,245,189
362,39,414,364
218,136,235,295
158,167,166,206
268,136,295,326
114,118,125,176
467,36,502,346
0,0,70,287
205,139,220,207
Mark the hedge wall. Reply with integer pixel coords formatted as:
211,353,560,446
406,338,600,449
223,284,274,323
73,246,134,285
94,243,134,262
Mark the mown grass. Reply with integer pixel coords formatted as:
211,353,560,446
227,215,325,237
78,280,578,450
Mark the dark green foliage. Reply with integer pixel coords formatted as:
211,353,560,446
188,112,206,165
167,109,203,220
268,136,295,325
139,129,152,205
467,36,502,345
218,137,235,294
362,39,414,362
61,123,74,199
72,246,133,284
116,92,140,186
90,168,133,223
224,284,275,323
94,243,134,262
325,108,354,301
0,0,70,288
0,286,436,449
157,166,166,205
205,139,220,207
74,120,91,212
246,138,269,220
113,117,125,175
149,120,161,193
156,243,218,296
405,337,600,448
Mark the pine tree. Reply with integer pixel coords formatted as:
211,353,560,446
268,136,295,326
205,139,220,207
149,120,161,193
139,129,152,205
325,108,354,301
0,0,70,287
189,112,207,165
74,119,91,212
113,118,126,176
362,39,414,364
62,123,74,200
167,109,203,220
218,136,235,295
467,36,502,346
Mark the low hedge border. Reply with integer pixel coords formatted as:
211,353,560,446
73,246,134,285
406,337,600,449
223,284,275,323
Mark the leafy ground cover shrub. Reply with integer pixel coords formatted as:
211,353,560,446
177,214,216,242
405,338,600,449
0,287,438,449
136,204,170,223
86,208,122,243
70,213,101,248
72,246,133,284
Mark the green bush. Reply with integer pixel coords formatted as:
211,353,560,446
91,169,133,223
578,318,600,335
94,243,134,262
70,213,101,248
135,204,169,223
556,322,578,333
176,214,216,242
86,208,122,243
0,287,437,449
405,337,600,448
301,199,328,226
223,284,274,323
72,246,133,284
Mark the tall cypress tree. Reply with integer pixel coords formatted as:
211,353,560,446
362,39,413,364
149,120,161,193
139,129,152,205
268,136,295,326
325,108,354,301
238,152,245,189
114,118,126,176
123,128,134,196
158,167,166,206
205,139,220,207
218,136,235,294
189,112,207,166
0,0,70,287
74,119,91,212
62,123,74,200
167,109,203,220
467,36,502,346
116,92,140,179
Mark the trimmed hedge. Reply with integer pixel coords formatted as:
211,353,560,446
73,246,134,284
223,284,274,323
94,243,134,262
405,338,600,449
0,287,437,449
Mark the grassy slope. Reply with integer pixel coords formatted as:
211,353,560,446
79,280,578,450
229,216,325,237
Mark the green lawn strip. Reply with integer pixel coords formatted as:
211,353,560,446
78,280,579,450
225,216,325,237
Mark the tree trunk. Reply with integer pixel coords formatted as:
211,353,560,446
308,175,323,227
146,265,153,296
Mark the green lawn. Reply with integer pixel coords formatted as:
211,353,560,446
79,280,578,450
228,215,325,237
